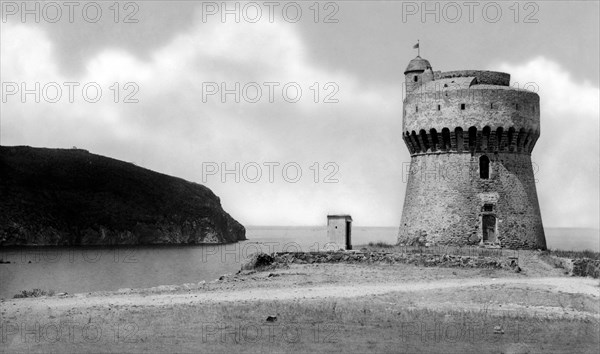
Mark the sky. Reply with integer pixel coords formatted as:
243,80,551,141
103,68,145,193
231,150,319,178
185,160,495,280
1,0,599,229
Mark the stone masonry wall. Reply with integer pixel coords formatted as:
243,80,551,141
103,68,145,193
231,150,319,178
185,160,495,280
403,87,540,133
398,152,546,249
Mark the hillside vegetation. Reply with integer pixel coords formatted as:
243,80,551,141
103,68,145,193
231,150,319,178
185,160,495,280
0,146,245,246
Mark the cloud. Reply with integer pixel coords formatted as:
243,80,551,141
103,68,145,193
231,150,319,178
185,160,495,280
1,14,402,226
495,57,600,228
6,17,595,230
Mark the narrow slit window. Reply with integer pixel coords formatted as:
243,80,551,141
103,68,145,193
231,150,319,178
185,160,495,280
461,103,466,110
414,76,418,82
437,104,441,111
415,105,418,113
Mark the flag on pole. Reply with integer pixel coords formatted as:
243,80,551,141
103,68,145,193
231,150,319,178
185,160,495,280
413,40,420,56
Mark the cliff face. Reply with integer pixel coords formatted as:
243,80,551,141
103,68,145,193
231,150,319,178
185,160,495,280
0,146,246,246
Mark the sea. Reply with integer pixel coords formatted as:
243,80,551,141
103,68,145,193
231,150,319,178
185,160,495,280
0,226,598,299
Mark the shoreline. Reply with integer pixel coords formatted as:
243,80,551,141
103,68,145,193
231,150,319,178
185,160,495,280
2,248,598,297
0,240,246,249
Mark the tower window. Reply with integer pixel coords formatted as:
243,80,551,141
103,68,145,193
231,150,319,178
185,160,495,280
437,104,441,111
461,103,466,110
516,103,520,110
483,204,494,212
415,105,418,113
490,103,494,109
414,76,418,82
480,155,490,179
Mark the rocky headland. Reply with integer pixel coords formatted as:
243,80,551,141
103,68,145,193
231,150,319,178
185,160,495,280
0,146,245,246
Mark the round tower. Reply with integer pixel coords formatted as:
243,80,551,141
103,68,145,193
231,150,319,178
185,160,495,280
398,56,546,249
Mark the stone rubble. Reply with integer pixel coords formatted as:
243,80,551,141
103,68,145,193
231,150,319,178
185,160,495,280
267,251,510,270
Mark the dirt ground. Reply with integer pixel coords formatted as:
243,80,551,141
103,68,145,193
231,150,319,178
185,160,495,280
1,251,599,353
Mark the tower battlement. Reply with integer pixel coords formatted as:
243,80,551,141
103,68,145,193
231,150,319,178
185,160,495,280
437,70,510,86
398,55,546,250
404,73,540,136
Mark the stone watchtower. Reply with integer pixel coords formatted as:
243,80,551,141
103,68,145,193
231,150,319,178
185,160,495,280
398,56,546,249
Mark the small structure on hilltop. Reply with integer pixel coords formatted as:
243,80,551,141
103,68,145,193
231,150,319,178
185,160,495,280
398,53,546,249
327,215,352,250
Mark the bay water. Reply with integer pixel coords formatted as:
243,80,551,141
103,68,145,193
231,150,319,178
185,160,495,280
0,226,597,299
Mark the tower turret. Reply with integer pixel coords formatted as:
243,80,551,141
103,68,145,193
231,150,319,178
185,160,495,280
398,57,546,249
404,56,433,93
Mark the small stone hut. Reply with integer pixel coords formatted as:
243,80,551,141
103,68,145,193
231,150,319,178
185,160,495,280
327,215,352,250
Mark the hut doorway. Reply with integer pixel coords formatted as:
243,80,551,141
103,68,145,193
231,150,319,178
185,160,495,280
345,220,352,250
